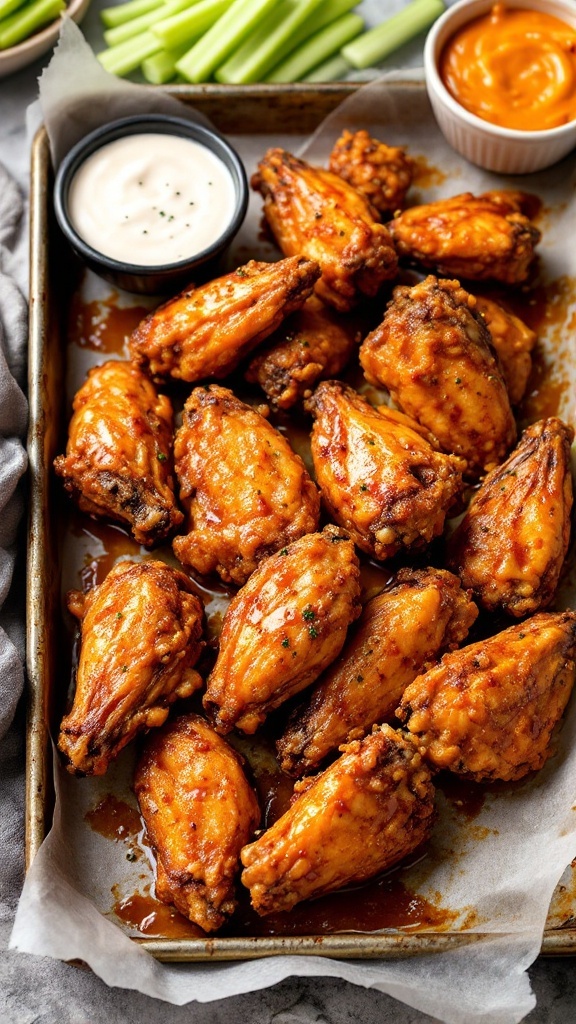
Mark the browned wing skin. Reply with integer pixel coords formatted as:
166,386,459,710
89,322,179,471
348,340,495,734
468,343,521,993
278,567,478,777
309,381,463,560
129,256,320,382
172,385,320,586
447,418,574,617
389,191,540,284
58,561,204,776
397,611,576,782
252,148,398,312
203,525,361,734
473,295,536,405
360,276,517,477
328,129,413,216
241,725,434,915
135,715,260,932
245,294,362,409
53,360,182,548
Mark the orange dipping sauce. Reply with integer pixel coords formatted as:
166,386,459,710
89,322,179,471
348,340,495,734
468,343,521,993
439,4,576,131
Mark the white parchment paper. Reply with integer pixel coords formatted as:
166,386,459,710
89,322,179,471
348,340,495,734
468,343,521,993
11,19,576,1024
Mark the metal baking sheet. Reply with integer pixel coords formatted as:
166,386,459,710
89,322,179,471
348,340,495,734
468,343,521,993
26,83,576,960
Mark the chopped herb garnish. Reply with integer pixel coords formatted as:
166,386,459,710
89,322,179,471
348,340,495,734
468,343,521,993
455,377,462,384
279,548,288,556
281,638,290,648
157,452,167,462
303,607,315,621
308,625,318,639
360,483,368,492
116,612,123,619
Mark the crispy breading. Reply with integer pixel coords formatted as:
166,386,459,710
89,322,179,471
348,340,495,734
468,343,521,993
329,128,413,215
473,295,536,405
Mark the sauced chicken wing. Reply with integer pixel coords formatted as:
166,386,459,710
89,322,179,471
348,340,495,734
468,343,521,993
252,148,398,312
389,191,540,284
241,725,434,915
203,525,361,734
245,294,362,410
309,381,464,561
397,611,576,782
54,360,182,548
447,418,574,617
278,567,478,777
360,276,516,477
328,129,413,216
58,561,204,776
172,385,320,586
135,715,260,932
129,256,320,382
473,295,536,405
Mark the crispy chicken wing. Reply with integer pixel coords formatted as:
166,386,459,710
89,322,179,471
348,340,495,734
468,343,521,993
447,418,574,617
245,294,362,410
278,567,478,777
473,295,536,405
252,148,398,312
389,191,540,284
54,360,182,548
58,561,204,776
360,276,517,476
129,256,320,382
328,129,413,216
135,714,260,932
203,525,361,734
172,385,320,586
397,611,576,782
309,381,464,560
241,725,434,915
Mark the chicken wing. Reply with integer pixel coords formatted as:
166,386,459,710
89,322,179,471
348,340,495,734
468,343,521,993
135,714,260,932
389,191,540,284
473,295,536,405
397,611,576,782
252,148,398,312
203,525,361,734
309,381,464,560
328,129,413,216
58,560,204,776
360,276,516,477
278,567,478,777
447,418,574,617
241,725,434,915
172,384,320,586
54,360,182,548
245,294,362,410
129,256,320,382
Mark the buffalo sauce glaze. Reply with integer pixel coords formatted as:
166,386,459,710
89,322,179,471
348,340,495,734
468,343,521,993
439,4,576,131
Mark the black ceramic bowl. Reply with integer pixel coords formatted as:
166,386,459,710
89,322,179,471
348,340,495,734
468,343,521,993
53,114,249,295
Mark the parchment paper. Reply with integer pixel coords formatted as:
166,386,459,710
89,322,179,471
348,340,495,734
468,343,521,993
11,19,576,1024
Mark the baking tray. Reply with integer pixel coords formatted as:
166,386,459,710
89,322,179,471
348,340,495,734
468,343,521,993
26,83,576,960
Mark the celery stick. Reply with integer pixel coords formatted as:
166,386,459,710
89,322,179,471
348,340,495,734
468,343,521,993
175,0,277,83
141,40,189,81
101,0,165,29
153,0,231,49
235,0,359,69
0,0,26,24
267,13,363,83
342,0,446,69
0,0,63,48
97,29,162,75
303,52,351,82
215,0,325,85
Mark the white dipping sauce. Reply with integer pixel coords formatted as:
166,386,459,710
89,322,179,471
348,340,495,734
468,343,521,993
68,132,237,266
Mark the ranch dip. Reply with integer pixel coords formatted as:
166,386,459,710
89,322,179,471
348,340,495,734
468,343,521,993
68,132,237,266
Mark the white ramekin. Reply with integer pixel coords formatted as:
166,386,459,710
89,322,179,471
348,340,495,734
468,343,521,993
424,0,576,174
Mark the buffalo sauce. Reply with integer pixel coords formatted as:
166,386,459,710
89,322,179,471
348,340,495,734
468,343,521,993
439,4,576,131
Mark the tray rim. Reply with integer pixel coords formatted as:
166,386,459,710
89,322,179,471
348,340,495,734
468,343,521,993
26,83,576,961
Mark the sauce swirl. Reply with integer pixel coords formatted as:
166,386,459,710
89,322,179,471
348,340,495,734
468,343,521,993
439,4,576,131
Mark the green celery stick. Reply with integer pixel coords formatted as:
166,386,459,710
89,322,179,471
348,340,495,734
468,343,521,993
215,0,325,85
303,52,351,82
0,0,63,48
141,40,189,81
235,0,359,68
175,0,278,83
101,0,166,29
267,13,363,83
97,29,162,75
0,0,26,24
152,0,231,49
103,2,182,46
342,0,446,69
